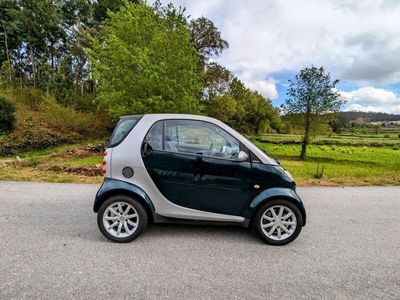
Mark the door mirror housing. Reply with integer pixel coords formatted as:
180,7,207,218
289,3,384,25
237,150,249,162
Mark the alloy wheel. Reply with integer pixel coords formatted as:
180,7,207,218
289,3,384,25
260,205,297,241
102,201,139,238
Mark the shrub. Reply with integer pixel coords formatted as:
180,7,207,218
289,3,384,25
13,88,45,110
384,134,390,138
46,103,99,134
313,162,325,179
257,120,270,134
0,95,16,132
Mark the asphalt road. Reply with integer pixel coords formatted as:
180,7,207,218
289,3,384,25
0,181,399,299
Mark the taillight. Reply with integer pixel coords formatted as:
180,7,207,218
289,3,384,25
102,159,106,165
104,150,108,156
101,167,107,174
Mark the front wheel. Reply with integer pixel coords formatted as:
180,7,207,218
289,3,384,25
97,195,148,243
254,199,303,245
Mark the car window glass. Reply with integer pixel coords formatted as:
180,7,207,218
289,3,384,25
109,116,141,147
144,121,163,150
165,120,240,160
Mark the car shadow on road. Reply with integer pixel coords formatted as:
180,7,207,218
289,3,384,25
83,222,262,244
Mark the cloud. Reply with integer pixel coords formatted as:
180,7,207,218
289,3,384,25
341,87,400,113
156,0,400,111
341,34,400,83
171,0,400,83
239,72,278,100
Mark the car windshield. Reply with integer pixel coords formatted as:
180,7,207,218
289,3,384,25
228,128,280,164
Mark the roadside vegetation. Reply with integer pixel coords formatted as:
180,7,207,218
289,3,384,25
0,141,104,183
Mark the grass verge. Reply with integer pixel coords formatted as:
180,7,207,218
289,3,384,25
0,140,105,184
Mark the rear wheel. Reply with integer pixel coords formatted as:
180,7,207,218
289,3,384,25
254,199,303,245
97,195,148,243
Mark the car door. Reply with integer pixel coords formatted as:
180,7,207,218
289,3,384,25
142,119,252,216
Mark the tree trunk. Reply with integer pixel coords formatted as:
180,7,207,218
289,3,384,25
29,45,36,88
3,25,12,82
301,113,311,160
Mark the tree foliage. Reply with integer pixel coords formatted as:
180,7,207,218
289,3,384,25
89,1,202,116
282,66,345,159
205,75,284,134
189,16,228,73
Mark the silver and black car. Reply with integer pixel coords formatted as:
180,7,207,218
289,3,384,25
94,114,306,245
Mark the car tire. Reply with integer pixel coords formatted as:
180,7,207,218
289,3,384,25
254,199,303,246
97,195,148,243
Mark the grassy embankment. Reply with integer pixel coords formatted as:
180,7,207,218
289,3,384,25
0,141,104,183
0,89,108,183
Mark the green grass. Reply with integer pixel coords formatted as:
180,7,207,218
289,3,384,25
64,155,103,167
253,141,400,186
254,133,400,147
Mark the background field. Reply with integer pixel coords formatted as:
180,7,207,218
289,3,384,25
252,128,400,185
1,128,399,186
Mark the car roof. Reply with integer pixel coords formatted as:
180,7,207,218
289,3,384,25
120,113,220,123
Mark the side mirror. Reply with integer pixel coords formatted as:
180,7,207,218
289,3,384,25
237,150,249,162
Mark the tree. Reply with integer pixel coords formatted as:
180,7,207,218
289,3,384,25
93,0,139,24
202,62,233,101
373,124,381,135
188,17,229,101
355,117,365,127
282,66,345,160
89,1,202,116
206,94,237,123
189,17,228,67
204,76,284,135
329,114,346,134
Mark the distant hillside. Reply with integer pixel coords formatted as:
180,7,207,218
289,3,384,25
339,111,400,123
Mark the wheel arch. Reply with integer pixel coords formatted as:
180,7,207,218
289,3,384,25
93,178,155,221
245,188,306,226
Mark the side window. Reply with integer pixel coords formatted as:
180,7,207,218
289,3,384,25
144,121,163,150
165,120,240,160
109,116,141,147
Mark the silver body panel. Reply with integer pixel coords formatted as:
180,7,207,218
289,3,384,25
108,114,277,222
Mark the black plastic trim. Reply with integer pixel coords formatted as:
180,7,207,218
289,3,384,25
152,213,250,227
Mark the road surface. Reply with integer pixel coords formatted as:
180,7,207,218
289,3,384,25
0,181,399,299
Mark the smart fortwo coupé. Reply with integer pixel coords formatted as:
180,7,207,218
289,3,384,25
94,114,306,245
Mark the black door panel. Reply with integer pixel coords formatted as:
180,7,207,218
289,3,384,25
143,151,252,216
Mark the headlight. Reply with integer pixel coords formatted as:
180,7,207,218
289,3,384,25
284,170,294,181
